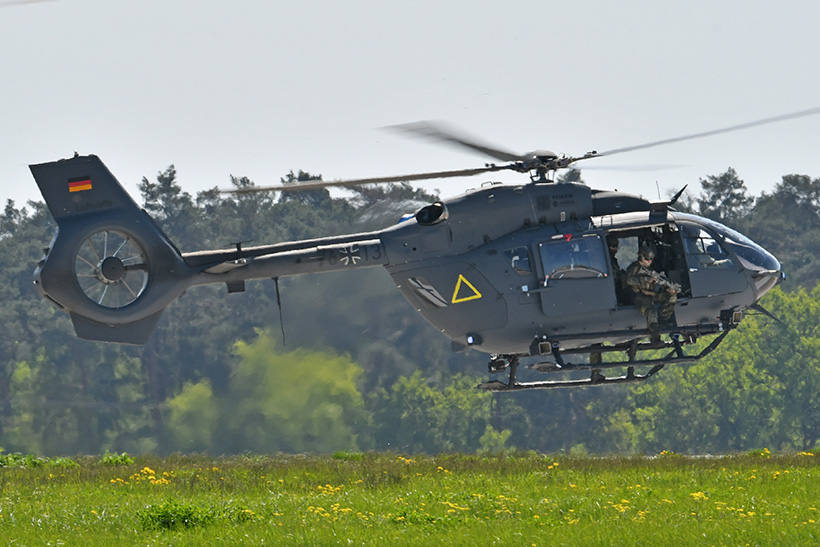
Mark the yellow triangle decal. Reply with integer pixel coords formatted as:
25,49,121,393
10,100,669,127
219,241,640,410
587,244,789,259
452,274,482,303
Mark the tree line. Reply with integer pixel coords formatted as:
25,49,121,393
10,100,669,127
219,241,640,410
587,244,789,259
1,165,819,456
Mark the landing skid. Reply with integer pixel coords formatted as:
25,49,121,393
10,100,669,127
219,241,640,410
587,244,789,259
477,329,730,391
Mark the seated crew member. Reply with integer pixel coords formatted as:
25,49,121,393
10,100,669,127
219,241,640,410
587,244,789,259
626,244,679,342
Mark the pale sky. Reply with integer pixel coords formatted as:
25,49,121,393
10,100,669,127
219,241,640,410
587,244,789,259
2,0,819,210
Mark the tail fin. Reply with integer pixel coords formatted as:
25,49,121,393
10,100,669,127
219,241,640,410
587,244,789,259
30,155,193,344
31,154,144,222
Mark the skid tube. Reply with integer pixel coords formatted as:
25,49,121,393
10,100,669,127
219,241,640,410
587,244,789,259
476,329,731,392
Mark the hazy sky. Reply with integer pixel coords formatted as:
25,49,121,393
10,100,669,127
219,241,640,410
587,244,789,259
2,0,819,210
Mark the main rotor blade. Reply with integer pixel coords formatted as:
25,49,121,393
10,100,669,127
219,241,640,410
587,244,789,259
224,165,505,194
578,163,688,172
386,121,523,162
0,0,56,6
596,107,820,158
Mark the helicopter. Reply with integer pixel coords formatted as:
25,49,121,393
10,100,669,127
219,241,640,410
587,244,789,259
29,110,815,391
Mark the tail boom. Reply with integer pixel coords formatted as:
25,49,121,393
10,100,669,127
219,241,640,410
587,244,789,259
30,154,390,344
188,238,389,285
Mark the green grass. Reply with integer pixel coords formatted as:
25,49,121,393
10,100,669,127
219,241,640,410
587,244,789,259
0,451,818,545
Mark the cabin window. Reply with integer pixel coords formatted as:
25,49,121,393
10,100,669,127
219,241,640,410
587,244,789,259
538,234,608,282
504,247,531,275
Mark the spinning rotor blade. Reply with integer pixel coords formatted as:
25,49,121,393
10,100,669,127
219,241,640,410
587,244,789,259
596,107,820,158
386,120,523,162
226,106,820,195
225,165,505,195
578,163,688,172
0,0,56,7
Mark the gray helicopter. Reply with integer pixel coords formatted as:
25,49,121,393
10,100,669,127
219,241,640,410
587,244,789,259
30,111,812,390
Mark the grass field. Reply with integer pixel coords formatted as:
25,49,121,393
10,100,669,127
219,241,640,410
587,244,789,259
0,450,818,545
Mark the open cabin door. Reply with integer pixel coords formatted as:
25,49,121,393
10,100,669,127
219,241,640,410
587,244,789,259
534,233,616,317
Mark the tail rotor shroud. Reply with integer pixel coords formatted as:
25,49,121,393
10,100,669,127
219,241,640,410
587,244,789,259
74,229,149,309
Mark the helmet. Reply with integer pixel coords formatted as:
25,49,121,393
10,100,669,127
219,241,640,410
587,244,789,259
606,234,619,248
639,243,656,260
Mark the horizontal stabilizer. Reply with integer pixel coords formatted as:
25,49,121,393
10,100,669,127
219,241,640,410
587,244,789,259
70,311,163,345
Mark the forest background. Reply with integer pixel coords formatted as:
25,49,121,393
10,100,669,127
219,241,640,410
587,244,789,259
2,165,819,457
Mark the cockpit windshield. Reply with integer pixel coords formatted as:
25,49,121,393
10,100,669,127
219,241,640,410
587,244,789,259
699,217,781,272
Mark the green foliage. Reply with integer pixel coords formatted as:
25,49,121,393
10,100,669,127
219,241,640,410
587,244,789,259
224,330,365,453
370,371,493,453
697,167,754,224
478,424,512,454
165,381,218,452
48,456,80,468
332,450,365,461
99,451,135,466
0,451,77,468
168,329,367,454
0,451,48,468
137,499,216,531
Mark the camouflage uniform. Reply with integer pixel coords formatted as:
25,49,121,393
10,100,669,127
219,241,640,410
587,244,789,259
626,258,678,340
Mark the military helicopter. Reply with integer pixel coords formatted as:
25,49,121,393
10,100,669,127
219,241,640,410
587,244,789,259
30,110,814,390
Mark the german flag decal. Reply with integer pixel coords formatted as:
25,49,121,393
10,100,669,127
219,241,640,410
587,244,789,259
68,177,92,193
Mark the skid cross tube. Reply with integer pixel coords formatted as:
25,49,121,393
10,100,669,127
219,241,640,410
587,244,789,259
477,329,731,391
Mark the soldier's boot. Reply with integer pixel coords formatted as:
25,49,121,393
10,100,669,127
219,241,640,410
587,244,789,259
648,322,661,344
660,312,677,328
589,343,603,365
627,340,638,361
647,308,661,343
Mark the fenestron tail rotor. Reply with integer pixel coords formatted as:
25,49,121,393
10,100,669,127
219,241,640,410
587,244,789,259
30,155,198,344
74,230,149,309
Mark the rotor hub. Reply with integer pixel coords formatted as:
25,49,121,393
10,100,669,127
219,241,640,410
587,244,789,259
99,256,126,282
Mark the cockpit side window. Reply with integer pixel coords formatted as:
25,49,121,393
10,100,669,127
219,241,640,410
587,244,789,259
682,224,734,269
538,234,608,281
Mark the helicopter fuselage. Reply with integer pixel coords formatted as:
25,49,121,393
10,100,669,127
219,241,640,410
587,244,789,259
30,155,781,355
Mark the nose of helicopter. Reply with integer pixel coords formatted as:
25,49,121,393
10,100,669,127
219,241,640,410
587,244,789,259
703,218,783,299
751,261,784,298
739,241,783,298
735,237,784,299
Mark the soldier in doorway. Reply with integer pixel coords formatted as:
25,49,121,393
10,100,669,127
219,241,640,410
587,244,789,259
626,243,679,342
